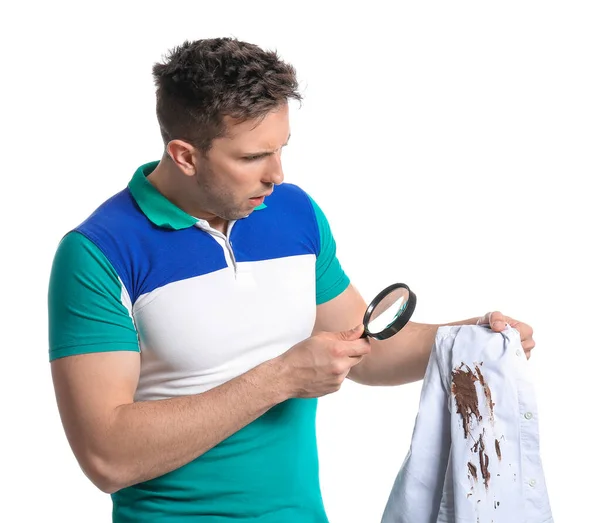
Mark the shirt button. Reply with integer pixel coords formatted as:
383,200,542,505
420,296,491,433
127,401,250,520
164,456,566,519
516,349,522,356
524,412,533,420
529,479,537,487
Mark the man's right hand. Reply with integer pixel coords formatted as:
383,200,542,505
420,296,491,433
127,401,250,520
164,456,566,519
276,324,371,399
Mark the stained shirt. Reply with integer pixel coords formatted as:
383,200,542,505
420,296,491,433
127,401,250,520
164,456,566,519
381,325,553,523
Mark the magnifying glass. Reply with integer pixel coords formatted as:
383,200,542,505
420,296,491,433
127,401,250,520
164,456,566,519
361,283,417,340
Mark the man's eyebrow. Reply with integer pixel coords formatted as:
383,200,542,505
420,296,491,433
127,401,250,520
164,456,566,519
243,133,291,156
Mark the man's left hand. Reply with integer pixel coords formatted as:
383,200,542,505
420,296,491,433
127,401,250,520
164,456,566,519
477,311,535,359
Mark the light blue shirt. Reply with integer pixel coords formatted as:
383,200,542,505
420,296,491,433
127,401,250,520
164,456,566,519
382,325,553,523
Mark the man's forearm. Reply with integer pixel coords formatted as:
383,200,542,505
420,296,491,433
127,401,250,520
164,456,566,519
90,359,288,493
349,317,481,386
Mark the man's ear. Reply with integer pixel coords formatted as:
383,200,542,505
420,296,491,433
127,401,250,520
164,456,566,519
166,140,199,178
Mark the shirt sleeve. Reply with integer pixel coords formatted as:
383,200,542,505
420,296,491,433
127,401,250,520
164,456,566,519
307,195,351,305
48,231,140,361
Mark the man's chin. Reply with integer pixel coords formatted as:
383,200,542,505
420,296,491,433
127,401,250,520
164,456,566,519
221,207,255,221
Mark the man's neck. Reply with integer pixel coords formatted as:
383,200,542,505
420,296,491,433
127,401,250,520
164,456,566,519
147,158,229,234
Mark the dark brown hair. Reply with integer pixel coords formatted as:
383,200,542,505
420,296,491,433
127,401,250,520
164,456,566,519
152,37,302,153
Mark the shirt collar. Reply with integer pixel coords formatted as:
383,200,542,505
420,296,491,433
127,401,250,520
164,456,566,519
128,161,267,230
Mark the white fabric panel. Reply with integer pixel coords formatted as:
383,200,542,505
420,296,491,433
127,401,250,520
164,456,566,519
132,254,316,400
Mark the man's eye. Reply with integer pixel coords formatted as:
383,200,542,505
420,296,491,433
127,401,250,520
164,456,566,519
244,155,262,161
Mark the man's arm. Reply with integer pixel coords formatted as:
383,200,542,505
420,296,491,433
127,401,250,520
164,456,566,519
314,284,440,385
51,326,371,494
314,284,532,386
306,194,483,385
51,351,287,494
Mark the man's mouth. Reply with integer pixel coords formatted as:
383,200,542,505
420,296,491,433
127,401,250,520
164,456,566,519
250,190,273,200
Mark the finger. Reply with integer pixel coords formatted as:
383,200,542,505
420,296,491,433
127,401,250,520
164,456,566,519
339,340,371,358
337,324,364,341
489,311,507,331
348,355,365,367
517,322,534,341
521,339,535,352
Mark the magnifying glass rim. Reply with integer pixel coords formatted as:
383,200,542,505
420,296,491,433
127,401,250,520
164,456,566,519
363,283,417,341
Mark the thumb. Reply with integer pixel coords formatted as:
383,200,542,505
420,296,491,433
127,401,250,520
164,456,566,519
338,324,365,341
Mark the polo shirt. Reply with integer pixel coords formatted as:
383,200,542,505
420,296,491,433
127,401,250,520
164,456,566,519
48,160,351,522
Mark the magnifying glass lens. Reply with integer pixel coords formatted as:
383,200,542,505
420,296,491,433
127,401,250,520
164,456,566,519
367,288,410,335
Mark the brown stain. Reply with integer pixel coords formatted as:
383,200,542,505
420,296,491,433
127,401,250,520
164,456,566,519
451,363,481,438
452,361,503,492
477,433,491,489
468,462,478,480
475,365,495,422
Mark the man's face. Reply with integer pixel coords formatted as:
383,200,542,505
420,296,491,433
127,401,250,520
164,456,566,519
192,103,291,221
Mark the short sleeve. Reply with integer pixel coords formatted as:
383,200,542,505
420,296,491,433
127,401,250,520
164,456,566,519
307,196,351,305
48,231,140,361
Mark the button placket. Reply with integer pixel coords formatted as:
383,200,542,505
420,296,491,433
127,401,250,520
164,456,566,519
195,220,239,274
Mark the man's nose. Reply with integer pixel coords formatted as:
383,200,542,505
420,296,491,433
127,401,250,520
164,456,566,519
262,153,284,186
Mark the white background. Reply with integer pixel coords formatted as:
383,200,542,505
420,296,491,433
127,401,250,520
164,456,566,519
2,1,598,521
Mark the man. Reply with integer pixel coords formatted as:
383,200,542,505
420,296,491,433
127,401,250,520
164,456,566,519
48,37,535,522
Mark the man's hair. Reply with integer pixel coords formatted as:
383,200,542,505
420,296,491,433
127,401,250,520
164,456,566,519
152,37,302,153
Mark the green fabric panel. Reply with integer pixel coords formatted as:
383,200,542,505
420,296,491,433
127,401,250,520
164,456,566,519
308,196,351,305
128,161,198,230
48,231,139,361
112,398,328,522
127,161,267,231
